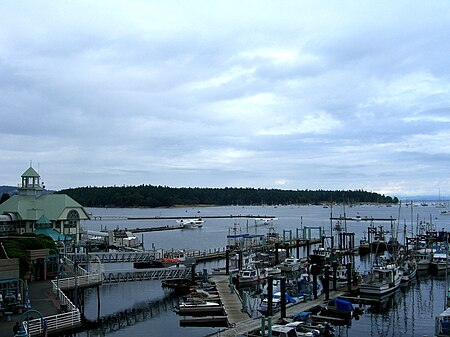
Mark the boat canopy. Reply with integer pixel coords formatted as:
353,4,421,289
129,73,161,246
227,233,250,238
292,311,312,319
329,298,354,311
440,308,450,318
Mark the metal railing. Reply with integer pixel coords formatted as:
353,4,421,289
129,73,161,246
23,261,100,336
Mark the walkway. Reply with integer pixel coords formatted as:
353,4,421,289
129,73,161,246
0,280,59,337
206,290,345,337
212,275,249,325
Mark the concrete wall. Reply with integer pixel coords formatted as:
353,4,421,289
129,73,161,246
0,258,19,280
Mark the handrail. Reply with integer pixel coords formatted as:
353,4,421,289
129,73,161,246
22,264,101,336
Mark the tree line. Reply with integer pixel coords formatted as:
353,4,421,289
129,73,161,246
56,185,398,208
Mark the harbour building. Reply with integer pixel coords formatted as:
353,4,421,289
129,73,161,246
0,165,90,247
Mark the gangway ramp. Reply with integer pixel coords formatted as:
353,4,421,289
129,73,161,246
102,267,192,283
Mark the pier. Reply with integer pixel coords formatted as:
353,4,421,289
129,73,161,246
90,214,277,221
207,289,346,336
212,275,250,325
101,267,192,283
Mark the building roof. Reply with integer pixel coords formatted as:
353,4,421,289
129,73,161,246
36,214,52,226
34,228,73,241
0,193,90,221
21,166,40,178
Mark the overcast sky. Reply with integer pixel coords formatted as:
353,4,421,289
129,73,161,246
1,1,449,198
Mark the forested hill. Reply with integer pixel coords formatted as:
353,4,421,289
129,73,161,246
57,186,398,208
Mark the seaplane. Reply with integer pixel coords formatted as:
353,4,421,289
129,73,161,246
254,217,278,225
176,217,205,228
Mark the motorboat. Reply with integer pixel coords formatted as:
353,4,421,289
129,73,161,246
280,257,302,272
264,266,282,276
359,259,403,296
284,322,320,337
319,298,354,319
290,312,335,335
234,265,267,285
258,291,304,314
175,299,224,315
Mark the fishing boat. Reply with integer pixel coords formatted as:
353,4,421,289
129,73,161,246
359,258,403,296
358,236,371,255
309,247,332,266
415,248,434,271
400,257,418,283
328,263,360,289
431,251,450,273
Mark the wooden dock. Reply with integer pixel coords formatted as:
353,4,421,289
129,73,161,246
127,215,277,221
206,288,345,337
211,275,250,325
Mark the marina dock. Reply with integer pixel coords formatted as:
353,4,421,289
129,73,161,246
212,275,250,325
207,287,346,337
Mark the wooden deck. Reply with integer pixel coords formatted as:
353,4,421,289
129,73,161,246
206,288,345,337
211,275,250,325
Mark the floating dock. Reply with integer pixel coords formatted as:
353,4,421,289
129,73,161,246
211,275,250,325
207,285,345,337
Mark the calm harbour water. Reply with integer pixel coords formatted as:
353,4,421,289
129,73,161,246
75,204,449,337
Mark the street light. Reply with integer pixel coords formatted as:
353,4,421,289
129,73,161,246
15,309,47,337
47,249,61,299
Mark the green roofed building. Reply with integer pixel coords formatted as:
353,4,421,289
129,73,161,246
0,166,89,244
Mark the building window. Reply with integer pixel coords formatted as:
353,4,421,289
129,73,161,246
67,210,79,228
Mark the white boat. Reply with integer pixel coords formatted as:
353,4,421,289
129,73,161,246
236,265,267,284
415,248,434,271
176,300,223,314
176,218,204,228
431,252,450,272
359,259,403,296
259,296,282,315
264,266,282,276
280,257,303,272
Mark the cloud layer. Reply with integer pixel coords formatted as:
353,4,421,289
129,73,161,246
1,1,449,197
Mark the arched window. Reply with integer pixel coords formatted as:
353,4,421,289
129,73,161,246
67,210,79,227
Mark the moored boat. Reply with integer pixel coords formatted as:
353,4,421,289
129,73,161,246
400,257,417,283
431,251,450,273
415,248,434,271
359,259,403,296
175,300,224,315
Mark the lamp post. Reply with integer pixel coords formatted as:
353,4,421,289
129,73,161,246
48,249,60,299
15,278,29,312
15,309,47,337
